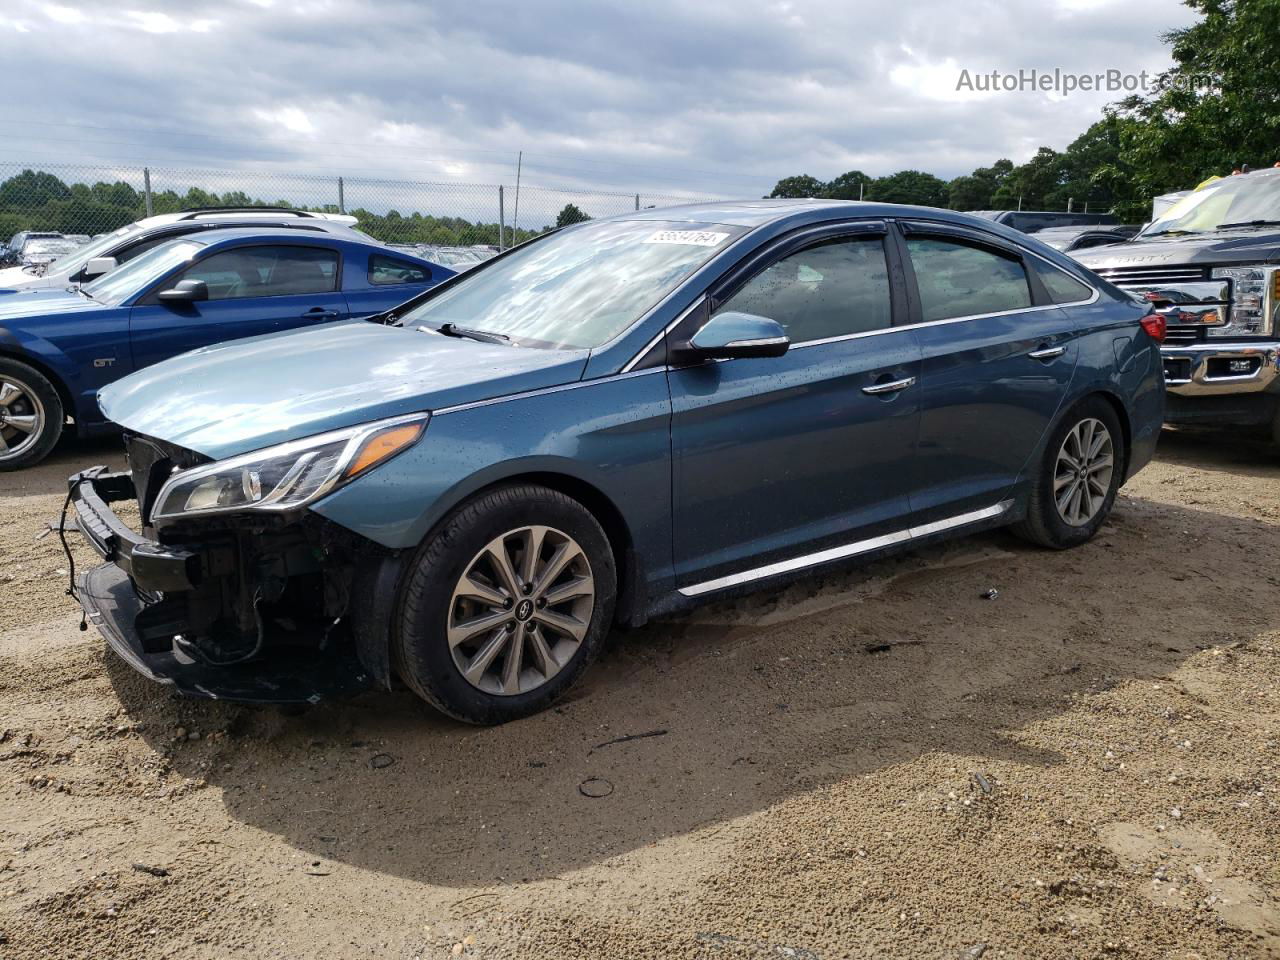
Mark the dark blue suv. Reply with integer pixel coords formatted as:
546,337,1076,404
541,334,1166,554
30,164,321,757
69,201,1164,723
0,228,451,469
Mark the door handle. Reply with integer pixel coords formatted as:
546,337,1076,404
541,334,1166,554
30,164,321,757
861,376,916,396
303,308,341,320
1028,345,1066,360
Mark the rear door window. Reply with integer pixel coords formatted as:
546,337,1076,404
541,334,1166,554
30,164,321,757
906,236,1032,321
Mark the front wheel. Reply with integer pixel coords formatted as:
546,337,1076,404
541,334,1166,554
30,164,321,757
0,359,63,471
393,484,616,724
1012,397,1125,549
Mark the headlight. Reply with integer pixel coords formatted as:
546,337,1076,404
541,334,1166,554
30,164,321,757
151,413,428,522
1211,266,1279,336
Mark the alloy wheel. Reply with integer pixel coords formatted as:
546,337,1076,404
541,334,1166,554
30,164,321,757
447,525,595,696
0,377,44,462
1054,417,1114,526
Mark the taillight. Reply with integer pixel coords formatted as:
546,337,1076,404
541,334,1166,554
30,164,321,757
1139,312,1166,343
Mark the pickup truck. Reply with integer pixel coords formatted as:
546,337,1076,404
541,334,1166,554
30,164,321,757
1074,169,1280,444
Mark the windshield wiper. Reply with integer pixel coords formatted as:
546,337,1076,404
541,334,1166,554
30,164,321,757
433,322,510,345
1216,219,1280,230
1139,228,1205,238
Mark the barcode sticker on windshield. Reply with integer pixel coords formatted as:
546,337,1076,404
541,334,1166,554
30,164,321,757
643,230,730,247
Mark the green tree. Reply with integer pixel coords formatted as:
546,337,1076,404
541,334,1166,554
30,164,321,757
870,170,950,207
1103,0,1280,218
823,170,874,200
992,148,1066,210
555,203,591,227
766,175,825,199
947,159,1014,210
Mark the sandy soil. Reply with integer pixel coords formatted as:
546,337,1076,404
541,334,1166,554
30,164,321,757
1,430,1277,959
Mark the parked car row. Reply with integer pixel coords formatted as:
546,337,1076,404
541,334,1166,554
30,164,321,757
0,231,76,269
58,199,1165,724
0,225,452,468
0,208,365,291
387,243,497,271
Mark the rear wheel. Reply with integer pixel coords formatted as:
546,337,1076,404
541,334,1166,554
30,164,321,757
1012,397,1125,549
394,484,616,724
0,359,63,471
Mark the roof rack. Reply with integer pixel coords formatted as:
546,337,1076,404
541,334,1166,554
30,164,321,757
176,206,318,220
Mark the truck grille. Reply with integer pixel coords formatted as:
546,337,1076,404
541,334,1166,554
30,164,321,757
1163,324,1204,345
1093,265,1209,287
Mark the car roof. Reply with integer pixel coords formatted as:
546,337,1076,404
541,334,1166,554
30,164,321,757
180,226,439,265
606,198,1052,236
134,208,359,229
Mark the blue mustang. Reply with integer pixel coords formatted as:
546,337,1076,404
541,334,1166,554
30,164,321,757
0,227,450,469
69,200,1165,723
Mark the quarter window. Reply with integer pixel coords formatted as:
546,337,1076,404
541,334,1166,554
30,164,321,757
369,254,430,285
179,246,339,301
1031,258,1094,304
717,236,892,342
906,236,1032,321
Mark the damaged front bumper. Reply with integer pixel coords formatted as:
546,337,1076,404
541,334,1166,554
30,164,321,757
68,466,390,704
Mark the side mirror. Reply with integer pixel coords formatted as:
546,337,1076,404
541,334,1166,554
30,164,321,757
157,279,209,303
672,311,790,364
82,256,118,279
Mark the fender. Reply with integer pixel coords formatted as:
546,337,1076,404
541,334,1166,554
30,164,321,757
0,325,85,422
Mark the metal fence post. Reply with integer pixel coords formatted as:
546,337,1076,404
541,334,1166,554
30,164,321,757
143,167,153,217
498,185,506,250
635,193,640,211
337,177,345,215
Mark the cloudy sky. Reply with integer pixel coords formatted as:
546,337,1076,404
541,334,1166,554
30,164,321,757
1,0,1197,202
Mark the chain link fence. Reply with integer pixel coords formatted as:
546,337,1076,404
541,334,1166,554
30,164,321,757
0,161,715,253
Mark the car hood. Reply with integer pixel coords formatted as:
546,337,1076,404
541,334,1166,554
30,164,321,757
0,265,52,290
1073,231,1280,270
0,287,101,315
98,320,592,460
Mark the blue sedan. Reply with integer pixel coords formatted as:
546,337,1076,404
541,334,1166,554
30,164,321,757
0,227,451,469
69,200,1165,723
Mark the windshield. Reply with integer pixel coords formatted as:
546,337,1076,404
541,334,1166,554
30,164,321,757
84,238,204,305
1142,173,1280,236
24,239,80,257
400,219,746,349
44,226,138,277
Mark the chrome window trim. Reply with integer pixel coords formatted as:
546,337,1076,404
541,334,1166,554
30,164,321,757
618,244,1101,368
677,500,1014,598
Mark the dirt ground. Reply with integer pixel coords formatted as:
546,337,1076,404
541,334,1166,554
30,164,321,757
1,430,1277,960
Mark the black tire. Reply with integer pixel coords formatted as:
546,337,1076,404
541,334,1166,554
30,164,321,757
1012,396,1126,549
0,358,63,471
393,483,617,724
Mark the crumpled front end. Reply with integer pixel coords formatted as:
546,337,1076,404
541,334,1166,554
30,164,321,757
68,432,401,703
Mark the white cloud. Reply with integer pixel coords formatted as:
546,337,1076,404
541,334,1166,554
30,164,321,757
44,5,86,24
0,0,1203,198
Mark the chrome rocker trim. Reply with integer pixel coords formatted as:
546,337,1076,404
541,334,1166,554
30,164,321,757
677,499,1014,598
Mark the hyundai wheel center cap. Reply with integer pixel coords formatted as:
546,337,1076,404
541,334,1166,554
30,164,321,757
515,599,534,622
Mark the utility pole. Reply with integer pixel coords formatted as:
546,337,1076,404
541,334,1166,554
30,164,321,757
498,185,506,250
512,151,522,241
